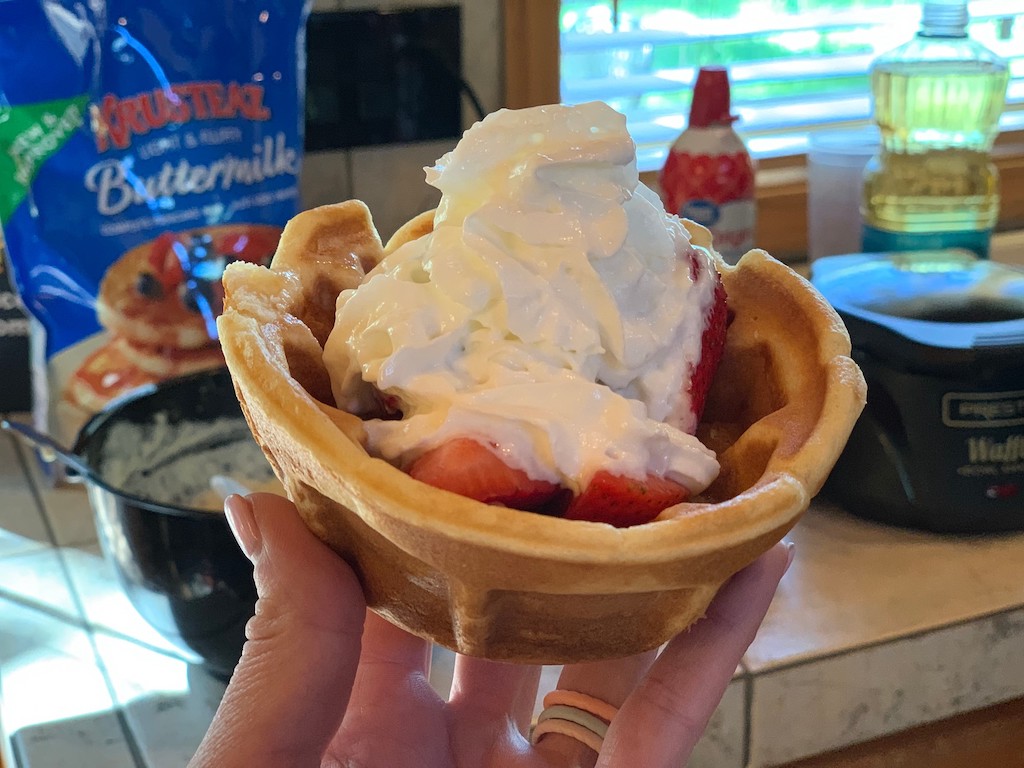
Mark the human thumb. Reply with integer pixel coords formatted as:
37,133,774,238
189,492,366,768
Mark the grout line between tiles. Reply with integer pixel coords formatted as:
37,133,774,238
742,672,753,768
57,546,148,767
12,443,162,767
12,435,97,549
0,585,84,629
83,624,199,666
11,435,60,551
8,430,190,660
57,544,204,661
0,564,197,669
109,708,147,768
14,446,144,766
0,591,145,767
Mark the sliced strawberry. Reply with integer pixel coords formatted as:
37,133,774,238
564,470,689,527
672,249,729,430
686,263,728,425
408,440,688,526
404,249,725,528
408,438,567,514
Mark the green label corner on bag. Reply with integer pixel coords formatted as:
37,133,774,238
0,95,89,223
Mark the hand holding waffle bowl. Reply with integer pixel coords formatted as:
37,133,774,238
216,102,866,665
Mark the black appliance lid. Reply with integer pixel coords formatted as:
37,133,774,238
811,250,1024,367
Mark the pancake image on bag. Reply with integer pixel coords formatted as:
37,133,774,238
0,0,310,448
219,102,867,663
62,224,281,419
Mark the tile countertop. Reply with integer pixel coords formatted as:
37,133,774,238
2,424,1024,768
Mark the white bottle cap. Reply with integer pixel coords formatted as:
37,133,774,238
920,0,969,36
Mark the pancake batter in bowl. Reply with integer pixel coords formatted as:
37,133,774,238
98,413,281,511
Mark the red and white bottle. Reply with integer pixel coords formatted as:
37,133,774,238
659,66,756,265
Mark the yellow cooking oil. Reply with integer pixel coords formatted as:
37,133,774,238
861,1,1009,258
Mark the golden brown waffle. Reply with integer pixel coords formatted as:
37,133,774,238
218,200,866,664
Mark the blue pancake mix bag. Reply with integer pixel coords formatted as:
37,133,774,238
0,0,310,447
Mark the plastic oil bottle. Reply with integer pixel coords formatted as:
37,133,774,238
861,0,1009,258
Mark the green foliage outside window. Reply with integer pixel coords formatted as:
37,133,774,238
559,1,1010,123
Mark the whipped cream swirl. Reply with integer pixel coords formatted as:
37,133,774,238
323,101,721,494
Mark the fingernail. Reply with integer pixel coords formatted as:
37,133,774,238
783,541,796,572
225,494,262,561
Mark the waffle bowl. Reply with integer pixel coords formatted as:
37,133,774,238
218,200,866,664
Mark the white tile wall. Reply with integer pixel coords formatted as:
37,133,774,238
300,150,353,209
299,140,454,238
459,0,502,120
349,139,454,241
299,0,502,229
333,0,504,124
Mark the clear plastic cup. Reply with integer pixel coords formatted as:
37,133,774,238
807,128,880,260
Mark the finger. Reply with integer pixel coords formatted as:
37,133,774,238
349,611,432,695
449,655,543,734
558,653,658,709
531,651,657,768
189,493,366,768
330,609,444,764
598,542,793,768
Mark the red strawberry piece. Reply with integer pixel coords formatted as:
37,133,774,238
409,436,689,527
216,229,279,265
404,249,726,526
146,232,174,273
408,438,568,514
564,470,689,527
686,257,728,426
371,389,403,420
146,232,185,291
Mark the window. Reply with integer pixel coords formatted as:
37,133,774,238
559,0,1024,171
501,1,1024,258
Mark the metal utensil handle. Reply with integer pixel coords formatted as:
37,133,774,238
0,419,98,482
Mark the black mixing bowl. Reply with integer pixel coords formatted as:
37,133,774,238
6,369,263,678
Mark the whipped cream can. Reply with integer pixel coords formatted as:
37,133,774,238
659,67,756,265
